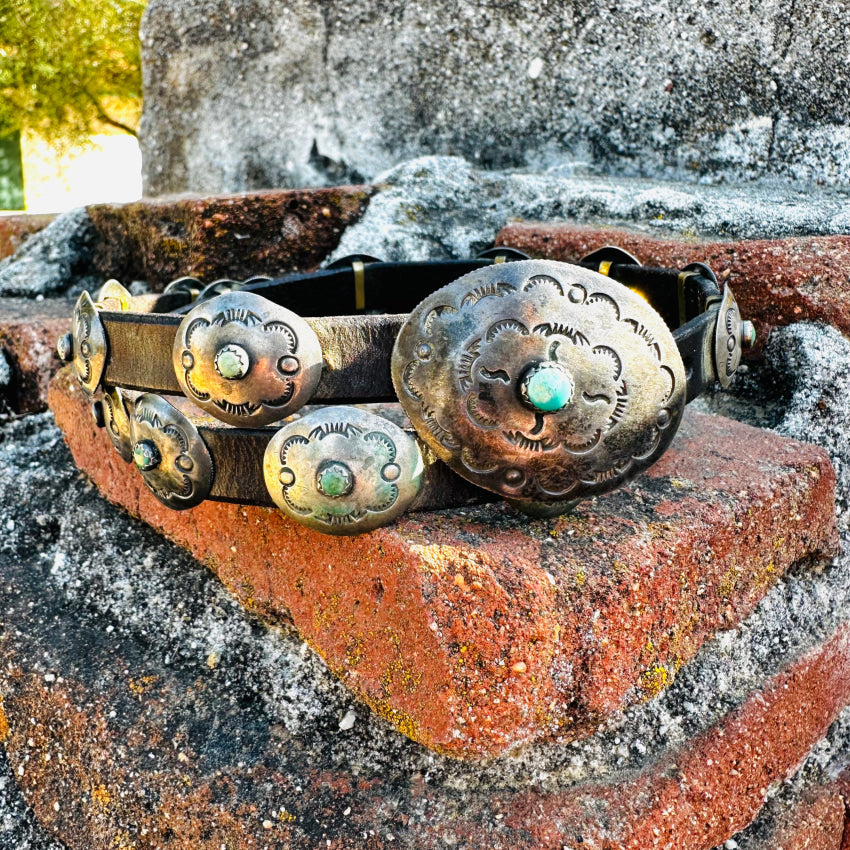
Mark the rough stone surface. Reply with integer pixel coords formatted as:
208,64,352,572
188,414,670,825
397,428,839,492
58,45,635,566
0,209,99,298
0,396,849,847
327,158,850,267
496,223,850,345
88,186,374,291
0,214,54,261
140,0,850,194
50,366,838,759
0,298,72,413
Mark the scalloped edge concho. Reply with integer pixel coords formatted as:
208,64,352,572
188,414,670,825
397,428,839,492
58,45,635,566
392,259,688,509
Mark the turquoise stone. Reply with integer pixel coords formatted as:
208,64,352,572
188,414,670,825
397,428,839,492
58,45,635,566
523,364,573,412
317,461,354,498
132,439,161,472
214,344,249,380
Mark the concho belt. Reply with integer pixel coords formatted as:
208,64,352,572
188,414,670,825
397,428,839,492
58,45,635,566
57,247,755,534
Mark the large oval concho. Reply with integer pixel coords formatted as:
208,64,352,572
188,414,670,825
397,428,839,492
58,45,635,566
392,260,687,507
172,292,323,427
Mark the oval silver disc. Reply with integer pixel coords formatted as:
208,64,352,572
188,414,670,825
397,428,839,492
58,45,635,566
72,291,107,396
713,284,744,388
130,394,213,510
102,387,133,462
392,259,687,505
173,291,323,427
263,406,423,535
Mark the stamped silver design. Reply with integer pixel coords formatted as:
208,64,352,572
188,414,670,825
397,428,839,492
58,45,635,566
713,285,744,388
173,292,322,427
72,291,107,396
392,259,687,507
263,406,423,535
130,394,213,509
102,387,134,462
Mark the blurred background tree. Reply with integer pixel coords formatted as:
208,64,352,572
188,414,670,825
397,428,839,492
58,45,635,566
0,0,146,208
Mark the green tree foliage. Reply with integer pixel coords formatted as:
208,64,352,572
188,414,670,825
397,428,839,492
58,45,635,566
0,0,146,146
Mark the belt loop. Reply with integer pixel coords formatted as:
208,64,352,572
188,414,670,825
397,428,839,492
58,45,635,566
353,260,366,311
598,260,612,277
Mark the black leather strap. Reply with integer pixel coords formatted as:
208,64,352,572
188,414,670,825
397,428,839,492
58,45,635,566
99,256,722,404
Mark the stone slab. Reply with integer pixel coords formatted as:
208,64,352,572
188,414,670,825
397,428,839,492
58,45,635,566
497,222,850,346
87,186,374,291
0,299,71,413
49,366,837,759
140,0,850,193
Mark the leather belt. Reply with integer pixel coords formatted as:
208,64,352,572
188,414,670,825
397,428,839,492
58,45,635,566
59,246,755,534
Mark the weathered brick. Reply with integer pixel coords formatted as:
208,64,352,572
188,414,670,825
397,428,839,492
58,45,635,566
0,213,53,260
87,186,375,290
49,366,838,759
3,611,850,849
0,298,71,413
496,222,850,347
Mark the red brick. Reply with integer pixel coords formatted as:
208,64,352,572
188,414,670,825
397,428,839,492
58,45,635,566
87,186,375,290
4,617,850,849
48,367,838,759
496,222,850,348
0,299,70,412
0,213,53,260
747,785,847,850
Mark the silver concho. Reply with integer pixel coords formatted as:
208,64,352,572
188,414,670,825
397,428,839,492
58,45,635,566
713,285,743,388
263,406,423,535
102,387,133,462
392,260,687,508
130,394,213,509
72,291,107,396
173,292,323,427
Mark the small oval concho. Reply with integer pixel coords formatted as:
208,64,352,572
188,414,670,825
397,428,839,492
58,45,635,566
71,291,108,396
172,291,323,427
392,259,688,512
263,406,424,535
129,394,213,510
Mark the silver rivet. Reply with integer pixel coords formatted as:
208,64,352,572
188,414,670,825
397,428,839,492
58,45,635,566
57,333,74,362
568,285,585,303
504,468,525,486
382,463,401,482
279,468,296,486
80,340,92,357
181,351,194,369
657,408,671,428
417,343,432,360
727,335,736,352
175,454,194,472
277,355,300,374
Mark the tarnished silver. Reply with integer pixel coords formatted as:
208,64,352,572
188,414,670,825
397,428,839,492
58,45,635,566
72,291,107,396
713,285,744,388
102,387,134,462
741,320,757,350
263,406,423,535
56,332,73,363
392,259,687,508
97,279,133,310
130,394,213,509
173,291,323,427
